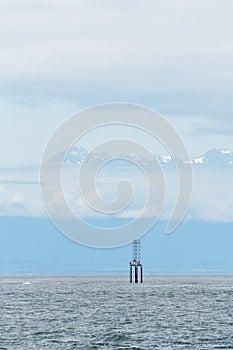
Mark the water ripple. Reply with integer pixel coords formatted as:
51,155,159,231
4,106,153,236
0,276,233,349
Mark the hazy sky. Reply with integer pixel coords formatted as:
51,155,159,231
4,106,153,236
0,0,233,165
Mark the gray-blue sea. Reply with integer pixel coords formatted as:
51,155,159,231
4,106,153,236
0,276,233,350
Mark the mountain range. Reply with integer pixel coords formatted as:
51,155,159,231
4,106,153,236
49,147,233,167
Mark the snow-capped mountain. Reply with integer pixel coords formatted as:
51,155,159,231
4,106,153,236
49,147,172,167
49,146,89,165
49,147,233,167
192,148,233,166
49,146,111,165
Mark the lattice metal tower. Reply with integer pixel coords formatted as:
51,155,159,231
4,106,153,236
130,240,143,283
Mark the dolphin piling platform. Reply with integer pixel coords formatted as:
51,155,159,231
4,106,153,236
129,240,143,283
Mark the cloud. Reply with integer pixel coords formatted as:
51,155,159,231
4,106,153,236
0,168,44,216
192,126,233,137
0,164,233,225
0,185,43,217
0,0,233,117
189,167,233,223
0,180,39,185
1,1,233,167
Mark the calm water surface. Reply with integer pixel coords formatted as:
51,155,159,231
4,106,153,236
0,276,233,349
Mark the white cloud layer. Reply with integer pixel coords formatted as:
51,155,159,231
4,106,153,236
0,1,233,166
0,165,233,224
0,0,232,116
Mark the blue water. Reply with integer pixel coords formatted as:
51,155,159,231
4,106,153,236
0,275,233,349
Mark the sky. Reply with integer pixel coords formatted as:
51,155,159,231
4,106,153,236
0,2,232,228
0,1,233,275
0,0,233,165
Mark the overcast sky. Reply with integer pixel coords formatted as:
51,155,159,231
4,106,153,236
0,0,233,165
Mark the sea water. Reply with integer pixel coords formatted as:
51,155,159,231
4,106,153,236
0,275,233,349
